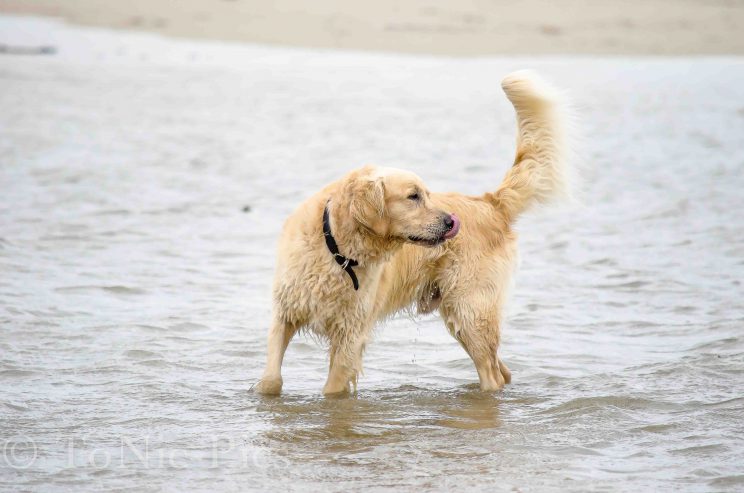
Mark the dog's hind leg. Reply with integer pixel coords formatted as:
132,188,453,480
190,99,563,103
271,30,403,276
442,301,507,392
498,356,512,384
255,316,298,395
460,328,506,392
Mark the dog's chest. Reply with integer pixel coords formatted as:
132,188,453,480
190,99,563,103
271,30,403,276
275,255,382,332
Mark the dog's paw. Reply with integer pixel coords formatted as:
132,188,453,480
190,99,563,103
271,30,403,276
322,379,352,396
254,376,283,395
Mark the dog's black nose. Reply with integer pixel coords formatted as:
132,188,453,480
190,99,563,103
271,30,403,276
443,215,454,230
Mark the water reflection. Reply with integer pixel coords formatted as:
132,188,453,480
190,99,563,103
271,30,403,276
256,385,503,459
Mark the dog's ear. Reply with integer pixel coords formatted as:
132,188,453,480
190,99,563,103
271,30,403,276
348,174,388,235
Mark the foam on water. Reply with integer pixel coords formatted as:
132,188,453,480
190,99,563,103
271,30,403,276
1,16,743,492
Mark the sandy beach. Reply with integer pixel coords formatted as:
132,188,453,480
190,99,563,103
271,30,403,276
1,0,744,55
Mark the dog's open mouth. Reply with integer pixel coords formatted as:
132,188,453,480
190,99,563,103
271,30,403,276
407,214,460,246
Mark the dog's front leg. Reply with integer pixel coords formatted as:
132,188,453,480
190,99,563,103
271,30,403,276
255,316,297,395
323,329,368,395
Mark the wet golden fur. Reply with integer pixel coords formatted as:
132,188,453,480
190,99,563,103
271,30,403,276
256,71,571,395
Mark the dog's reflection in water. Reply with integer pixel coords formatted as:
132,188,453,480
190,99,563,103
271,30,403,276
257,386,503,459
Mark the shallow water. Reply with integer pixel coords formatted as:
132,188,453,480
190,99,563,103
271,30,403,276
1,17,744,492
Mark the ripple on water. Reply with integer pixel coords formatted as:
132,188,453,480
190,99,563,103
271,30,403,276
669,444,729,457
537,395,686,416
0,369,40,378
4,401,31,411
123,349,162,359
54,285,147,295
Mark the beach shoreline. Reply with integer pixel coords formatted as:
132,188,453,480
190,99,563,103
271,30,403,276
1,0,743,56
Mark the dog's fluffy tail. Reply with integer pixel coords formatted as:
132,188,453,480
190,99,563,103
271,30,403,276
491,70,573,223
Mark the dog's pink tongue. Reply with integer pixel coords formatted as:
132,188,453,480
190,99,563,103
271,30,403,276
443,213,460,239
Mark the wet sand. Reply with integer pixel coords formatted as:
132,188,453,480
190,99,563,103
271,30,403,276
1,15,744,493
1,0,744,55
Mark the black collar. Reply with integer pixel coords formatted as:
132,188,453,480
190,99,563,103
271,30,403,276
323,204,359,290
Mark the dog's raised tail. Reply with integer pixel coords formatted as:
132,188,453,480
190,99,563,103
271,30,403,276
491,70,573,223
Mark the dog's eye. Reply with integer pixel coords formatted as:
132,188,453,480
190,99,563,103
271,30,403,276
407,193,420,201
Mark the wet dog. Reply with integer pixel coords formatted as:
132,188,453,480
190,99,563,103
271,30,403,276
256,71,572,395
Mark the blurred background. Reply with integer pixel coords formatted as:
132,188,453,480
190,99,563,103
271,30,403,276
1,0,743,55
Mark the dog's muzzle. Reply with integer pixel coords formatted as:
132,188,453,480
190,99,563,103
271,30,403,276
407,213,461,246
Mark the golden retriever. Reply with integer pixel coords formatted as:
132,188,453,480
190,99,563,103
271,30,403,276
256,70,571,395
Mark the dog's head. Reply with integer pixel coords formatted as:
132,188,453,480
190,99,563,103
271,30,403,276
344,166,460,246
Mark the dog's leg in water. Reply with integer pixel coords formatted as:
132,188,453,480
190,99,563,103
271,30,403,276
442,302,507,392
323,334,367,395
255,317,297,395
498,356,512,384
461,329,506,392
